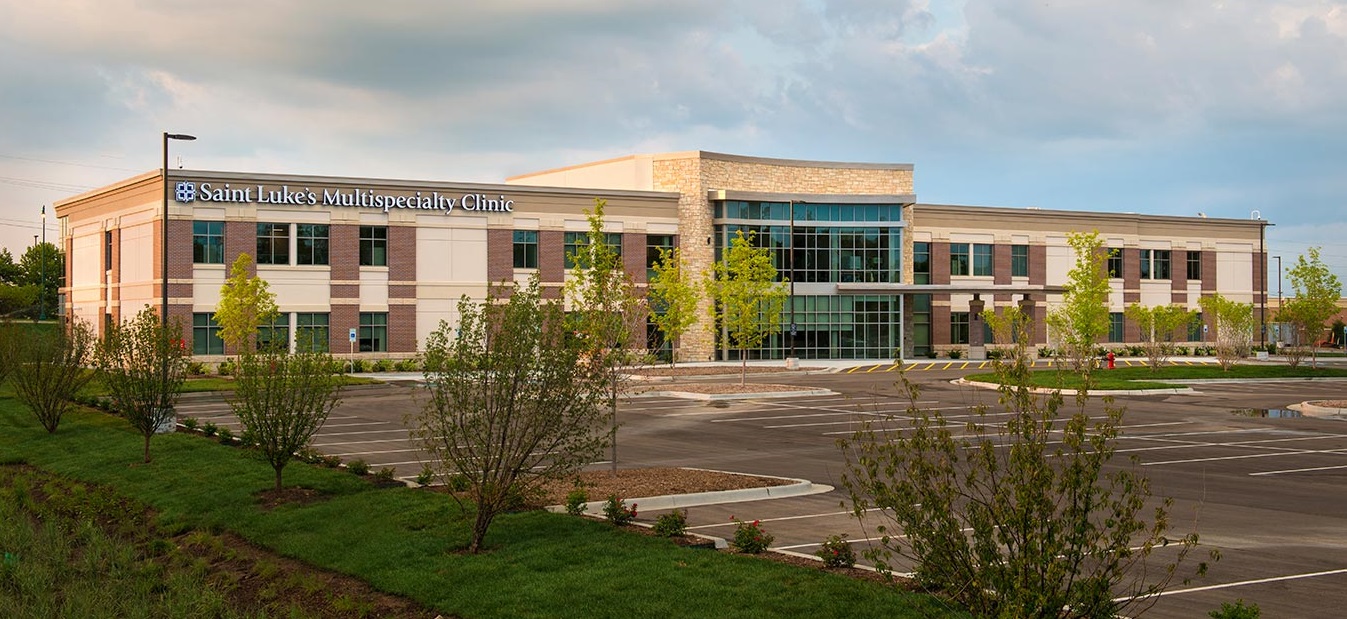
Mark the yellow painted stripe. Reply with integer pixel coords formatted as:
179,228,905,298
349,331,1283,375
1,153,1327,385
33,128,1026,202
923,362,937,371
1184,360,1195,366
884,363,901,372
959,361,970,370
904,362,920,370
846,365,862,374
979,361,990,369
942,362,954,370
865,364,882,373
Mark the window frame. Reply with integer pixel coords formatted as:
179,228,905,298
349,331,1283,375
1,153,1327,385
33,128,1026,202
645,234,675,280
295,224,329,266
1140,249,1172,280
563,231,621,269
359,226,388,267
1108,312,1124,343
949,243,970,277
1186,250,1201,281
358,312,388,353
971,243,993,277
950,311,970,344
192,313,224,355
256,223,290,265
257,312,290,352
1107,248,1123,279
513,230,539,269
913,241,930,284
1011,244,1029,278
192,221,224,264
295,312,330,353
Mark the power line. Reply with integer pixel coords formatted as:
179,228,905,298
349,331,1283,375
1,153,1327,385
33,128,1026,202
0,176,97,192
0,153,140,172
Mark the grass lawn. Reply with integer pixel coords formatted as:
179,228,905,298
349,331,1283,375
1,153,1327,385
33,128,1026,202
0,396,964,618
966,363,1347,390
72,374,381,396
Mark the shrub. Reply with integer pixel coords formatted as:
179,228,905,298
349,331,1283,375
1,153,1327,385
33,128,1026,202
187,361,207,376
564,487,589,516
346,458,370,475
321,455,342,468
394,358,420,372
374,359,394,373
446,473,471,492
295,447,320,464
1209,599,1260,619
730,517,773,553
217,360,235,376
816,534,856,568
414,465,435,487
653,509,688,537
181,417,198,431
987,348,1005,360
201,421,218,436
602,495,637,525
216,427,234,444
374,467,397,483
947,348,963,359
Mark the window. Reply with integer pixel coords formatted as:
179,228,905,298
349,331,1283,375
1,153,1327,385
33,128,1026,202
950,243,970,276
104,230,113,270
359,312,387,352
951,311,970,344
295,313,329,352
257,223,290,265
296,224,329,265
646,234,674,280
913,242,930,284
1011,245,1029,278
192,313,223,355
257,313,289,352
563,232,621,268
1109,312,1124,343
1107,248,1123,279
1188,312,1204,341
1187,251,1201,280
1140,249,1171,280
359,226,387,266
972,244,993,276
512,230,538,269
193,221,224,264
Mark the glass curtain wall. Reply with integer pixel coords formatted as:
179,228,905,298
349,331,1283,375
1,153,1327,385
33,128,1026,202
713,200,905,359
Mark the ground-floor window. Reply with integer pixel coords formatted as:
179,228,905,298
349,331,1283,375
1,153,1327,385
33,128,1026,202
723,294,900,360
911,294,931,357
1108,312,1124,343
296,313,329,352
193,313,223,355
359,312,387,352
950,312,970,344
258,313,290,352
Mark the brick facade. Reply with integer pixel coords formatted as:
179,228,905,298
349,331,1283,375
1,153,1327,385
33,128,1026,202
486,228,513,284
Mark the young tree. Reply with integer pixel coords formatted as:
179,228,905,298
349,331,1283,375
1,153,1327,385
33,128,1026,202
94,307,189,463
706,229,787,385
12,320,96,433
413,280,610,553
1046,232,1112,374
564,199,645,474
1278,247,1343,369
839,318,1211,618
1125,304,1198,372
215,253,279,351
1199,293,1255,371
647,246,700,367
229,348,342,491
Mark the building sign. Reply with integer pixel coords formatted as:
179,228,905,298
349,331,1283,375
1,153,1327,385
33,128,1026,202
173,181,514,214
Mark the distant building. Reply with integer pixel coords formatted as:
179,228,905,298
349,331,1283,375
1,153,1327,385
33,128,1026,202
54,151,1269,361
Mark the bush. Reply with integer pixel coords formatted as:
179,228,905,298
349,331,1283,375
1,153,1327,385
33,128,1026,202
321,455,342,468
816,534,856,568
217,360,235,376
216,427,234,444
394,358,420,372
653,509,688,537
374,467,397,483
1209,599,1261,619
730,517,773,553
201,421,218,437
414,465,435,487
446,473,471,492
602,495,637,525
1037,346,1056,358
295,447,320,464
947,348,963,359
987,348,1005,360
346,458,370,475
565,487,589,516
187,361,207,376
181,417,198,431
374,359,394,372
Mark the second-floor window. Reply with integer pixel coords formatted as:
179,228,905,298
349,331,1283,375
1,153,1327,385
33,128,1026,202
296,224,329,265
360,226,387,266
256,223,289,265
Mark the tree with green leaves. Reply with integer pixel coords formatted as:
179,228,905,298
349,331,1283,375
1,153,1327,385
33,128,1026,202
94,307,189,463
706,229,787,385
840,309,1211,617
215,253,279,352
1047,232,1112,374
647,246,700,366
1199,293,1255,371
12,320,96,433
1278,247,1343,369
564,199,645,474
0,320,18,387
1125,304,1198,372
413,279,610,553
18,242,62,320
229,347,342,491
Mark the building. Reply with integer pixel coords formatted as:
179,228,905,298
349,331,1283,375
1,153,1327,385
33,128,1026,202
54,151,1269,361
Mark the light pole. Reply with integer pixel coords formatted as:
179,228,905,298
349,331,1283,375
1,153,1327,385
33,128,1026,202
40,205,46,320
162,132,196,322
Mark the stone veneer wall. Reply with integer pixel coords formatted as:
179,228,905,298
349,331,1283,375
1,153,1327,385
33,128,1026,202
652,154,914,361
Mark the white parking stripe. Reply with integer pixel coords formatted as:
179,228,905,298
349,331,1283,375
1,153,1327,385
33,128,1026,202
1118,567,1347,600
330,448,422,457
311,429,409,437
1144,448,1347,467
685,509,881,530
1250,463,1347,476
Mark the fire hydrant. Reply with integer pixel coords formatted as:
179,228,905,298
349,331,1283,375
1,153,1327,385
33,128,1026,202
1106,351,1116,370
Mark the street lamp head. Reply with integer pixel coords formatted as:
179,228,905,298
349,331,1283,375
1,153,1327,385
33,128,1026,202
165,133,197,141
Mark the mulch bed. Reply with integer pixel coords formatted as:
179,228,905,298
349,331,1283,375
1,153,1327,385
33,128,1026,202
538,467,793,505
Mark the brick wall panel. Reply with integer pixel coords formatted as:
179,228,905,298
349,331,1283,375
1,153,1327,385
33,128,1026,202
993,244,1011,285
389,305,416,352
1029,245,1047,286
388,226,416,283
224,221,256,273
931,243,951,285
623,232,646,284
330,224,359,281
539,230,565,284
1201,250,1217,293
330,304,359,355
487,229,513,284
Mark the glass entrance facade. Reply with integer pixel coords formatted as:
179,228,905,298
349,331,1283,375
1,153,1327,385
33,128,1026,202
713,200,906,359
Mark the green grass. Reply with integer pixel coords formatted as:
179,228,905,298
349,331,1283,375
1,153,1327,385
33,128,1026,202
966,364,1347,390
0,396,964,619
75,374,380,396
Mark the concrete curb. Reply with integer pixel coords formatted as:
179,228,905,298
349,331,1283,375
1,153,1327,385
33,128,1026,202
641,388,836,401
1289,401,1347,419
950,378,1195,396
545,469,833,516
175,380,394,402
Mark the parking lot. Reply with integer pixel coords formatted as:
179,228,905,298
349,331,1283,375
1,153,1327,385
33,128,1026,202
176,366,1347,617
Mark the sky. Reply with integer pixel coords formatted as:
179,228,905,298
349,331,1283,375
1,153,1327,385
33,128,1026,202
1,0,1344,289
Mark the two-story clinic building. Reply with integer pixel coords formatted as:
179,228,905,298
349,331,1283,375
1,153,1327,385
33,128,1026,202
53,150,1269,361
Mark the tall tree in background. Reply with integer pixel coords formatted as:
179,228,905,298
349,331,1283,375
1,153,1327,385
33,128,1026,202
94,307,189,463
11,320,95,433
230,347,342,491
707,229,787,385
215,253,279,352
564,199,644,474
1124,304,1198,372
414,280,610,553
18,242,63,320
1199,293,1255,371
1046,232,1112,374
1278,247,1343,369
647,246,700,367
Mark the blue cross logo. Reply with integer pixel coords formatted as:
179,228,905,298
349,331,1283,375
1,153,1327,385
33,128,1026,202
174,181,196,203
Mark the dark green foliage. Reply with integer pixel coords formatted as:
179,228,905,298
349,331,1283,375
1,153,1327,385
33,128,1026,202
602,495,637,525
730,517,773,554
816,534,856,568
229,348,341,491
1209,599,1261,619
346,459,369,476
653,509,688,538
10,320,95,433
93,307,189,463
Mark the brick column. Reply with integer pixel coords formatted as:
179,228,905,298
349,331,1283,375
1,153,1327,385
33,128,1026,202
330,224,359,281
224,221,256,272
330,304,359,356
487,229,513,286
539,230,565,299
931,243,951,285
1123,248,1141,304
993,244,1011,285
388,226,417,354
969,297,986,348
167,220,194,329
623,232,646,285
